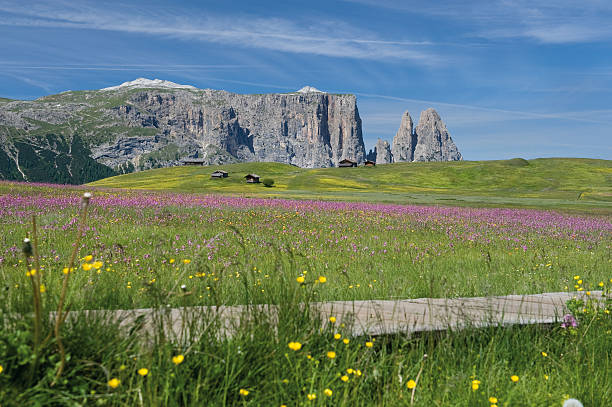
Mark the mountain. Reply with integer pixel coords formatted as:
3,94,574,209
0,78,365,183
385,108,461,163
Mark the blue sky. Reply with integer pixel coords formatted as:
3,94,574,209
1,0,611,160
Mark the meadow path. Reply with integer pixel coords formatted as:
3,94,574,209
79,291,602,339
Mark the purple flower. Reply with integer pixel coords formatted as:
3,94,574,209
561,314,578,328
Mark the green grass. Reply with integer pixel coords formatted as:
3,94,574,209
89,158,612,212
0,181,610,405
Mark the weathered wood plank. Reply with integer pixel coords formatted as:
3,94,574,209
58,291,603,340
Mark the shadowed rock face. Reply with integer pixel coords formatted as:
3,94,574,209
0,83,367,183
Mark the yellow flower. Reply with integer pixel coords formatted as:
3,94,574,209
489,396,498,403
288,342,302,351
472,383,479,391
355,369,362,376
574,275,580,280
296,276,305,284
119,364,126,371
0,364,3,374
365,341,373,348
324,388,333,397
172,354,184,365
346,368,354,374
84,255,93,262
62,267,70,274
329,316,336,323
108,378,120,388
137,368,149,376
92,261,103,269
82,263,93,271
577,279,583,285
326,351,336,359
239,389,249,396
599,282,604,287
407,379,416,389
511,375,519,383
39,284,46,293
169,258,175,264
343,338,350,344
318,276,327,283
541,351,548,357
307,393,316,400
183,259,191,264
334,333,341,340
341,375,349,382
544,375,549,380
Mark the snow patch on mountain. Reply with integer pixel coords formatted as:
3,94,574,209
296,86,324,93
102,78,197,91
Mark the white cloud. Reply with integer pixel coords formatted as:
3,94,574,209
0,1,441,64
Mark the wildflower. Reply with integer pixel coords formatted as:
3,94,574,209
172,354,184,365
489,396,498,403
544,375,549,380
307,393,316,400
169,258,175,264
288,342,302,351
563,399,584,407
343,338,350,344
355,369,362,376
329,316,336,323
541,351,548,357
318,276,327,283
84,255,93,262
239,389,249,396
341,375,349,382
346,368,354,374
62,267,70,274
119,364,126,371
82,263,93,271
108,378,120,388
183,259,191,264
296,276,305,284
407,379,416,389
599,282,604,287
510,375,519,383
137,368,149,376
574,275,580,280
561,314,578,328
334,333,341,340
92,261,103,269
324,388,333,397
365,341,373,348
22,238,32,257
39,284,46,293
327,351,336,359
0,364,3,374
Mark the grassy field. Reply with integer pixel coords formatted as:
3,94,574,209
0,180,610,405
89,158,612,212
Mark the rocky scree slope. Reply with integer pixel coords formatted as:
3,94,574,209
0,79,365,183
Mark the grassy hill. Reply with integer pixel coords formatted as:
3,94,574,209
89,158,612,211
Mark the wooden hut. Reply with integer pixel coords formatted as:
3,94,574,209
181,158,206,166
211,170,228,178
245,174,260,183
338,159,357,167
364,160,376,167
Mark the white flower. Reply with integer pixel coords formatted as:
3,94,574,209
563,399,584,407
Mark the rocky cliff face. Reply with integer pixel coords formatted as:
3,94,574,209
412,108,462,162
391,111,416,162
373,138,392,164
0,79,366,183
372,108,461,164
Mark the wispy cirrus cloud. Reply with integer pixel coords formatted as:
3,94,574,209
0,0,442,64
344,0,612,44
